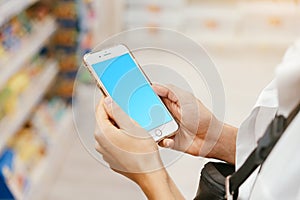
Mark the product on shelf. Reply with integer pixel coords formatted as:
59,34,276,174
31,97,68,140
77,0,97,84
2,70,30,114
0,55,47,117
54,1,78,22
0,36,5,59
0,1,67,199
0,12,32,61
55,29,79,47
183,5,238,37
2,126,47,196
52,75,76,103
239,1,300,37
124,0,185,29
56,52,78,72
26,2,51,22
0,97,69,198
53,0,95,101
0,88,10,120
0,3,52,66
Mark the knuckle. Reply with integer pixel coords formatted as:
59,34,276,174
94,129,106,142
95,145,101,152
94,132,102,142
95,147,103,154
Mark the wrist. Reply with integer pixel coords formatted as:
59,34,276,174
206,122,237,164
136,169,175,200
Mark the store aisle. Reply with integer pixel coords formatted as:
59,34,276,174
1,1,298,199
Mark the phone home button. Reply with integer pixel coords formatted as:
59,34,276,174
155,129,162,137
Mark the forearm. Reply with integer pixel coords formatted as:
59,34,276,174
167,174,185,200
207,123,237,164
136,169,184,200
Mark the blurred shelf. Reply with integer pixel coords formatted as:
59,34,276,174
185,32,297,49
125,0,185,8
124,9,183,29
0,61,59,153
25,108,74,200
0,17,57,89
0,0,39,27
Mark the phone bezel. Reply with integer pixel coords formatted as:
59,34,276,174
83,44,178,142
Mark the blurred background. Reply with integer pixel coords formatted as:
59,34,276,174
0,0,299,199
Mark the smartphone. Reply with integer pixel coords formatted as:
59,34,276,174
83,44,178,142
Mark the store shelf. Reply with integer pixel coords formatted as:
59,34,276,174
183,31,297,49
0,61,59,153
0,17,57,89
25,108,74,200
0,0,39,27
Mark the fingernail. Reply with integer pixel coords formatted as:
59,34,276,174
104,97,112,105
165,141,170,147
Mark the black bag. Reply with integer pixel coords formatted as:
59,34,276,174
194,103,300,200
194,162,237,200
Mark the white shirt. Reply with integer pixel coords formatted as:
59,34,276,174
236,40,300,200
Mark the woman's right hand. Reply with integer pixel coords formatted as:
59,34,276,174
153,84,237,164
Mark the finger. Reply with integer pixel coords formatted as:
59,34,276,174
161,98,181,121
152,84,168,96
95,97,117,132
94,127,110,149
159,138,175,149
95,141,105,154
103,96,136,132
152,84,178,103
152,84,181,120
95,103,120,148
94,127,124,157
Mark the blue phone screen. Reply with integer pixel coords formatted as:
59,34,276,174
92,53,172,131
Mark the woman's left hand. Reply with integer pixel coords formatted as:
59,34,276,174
94,96,164,182
94,96,184,200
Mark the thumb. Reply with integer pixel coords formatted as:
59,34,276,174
103,96,135,131
159,138,175,149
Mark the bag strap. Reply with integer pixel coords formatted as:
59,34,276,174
226,102,300,198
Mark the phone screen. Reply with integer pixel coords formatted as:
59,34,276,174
92,53,173,131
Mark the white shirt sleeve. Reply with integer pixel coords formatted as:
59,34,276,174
236,39,300,199
236,81,278,200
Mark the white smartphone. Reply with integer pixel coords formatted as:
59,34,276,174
83,44,178,142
